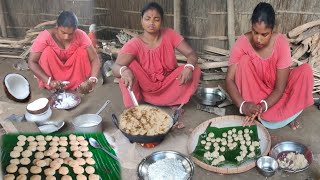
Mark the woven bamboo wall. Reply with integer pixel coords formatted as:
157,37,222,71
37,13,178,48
1,0,94,37
95,0,320,52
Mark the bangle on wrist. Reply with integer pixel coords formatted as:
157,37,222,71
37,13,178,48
184,64,195,71
89,77,98,83
47,77,52,86
239,101,246,114
119,66,128,76
260,100,268,112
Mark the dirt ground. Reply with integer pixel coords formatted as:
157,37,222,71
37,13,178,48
0,57,320,180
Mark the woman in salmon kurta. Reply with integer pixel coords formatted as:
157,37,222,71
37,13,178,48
226,2,314,129
112,2,201,108
28,11,100,93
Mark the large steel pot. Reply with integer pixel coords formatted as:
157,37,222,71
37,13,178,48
112,105,179,144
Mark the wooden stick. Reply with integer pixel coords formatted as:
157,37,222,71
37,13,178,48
0,0,7,37
203,45,229,56
201,54,228,62
199,61,229,69
174,0,181,33
288,20,320,38
227,0,235,49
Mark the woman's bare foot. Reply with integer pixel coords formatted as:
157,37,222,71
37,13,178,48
289,120,300,130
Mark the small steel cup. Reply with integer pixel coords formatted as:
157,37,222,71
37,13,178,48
256,156,278,177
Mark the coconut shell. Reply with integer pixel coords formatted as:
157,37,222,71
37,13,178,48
3,73,31,103
26,98,49,115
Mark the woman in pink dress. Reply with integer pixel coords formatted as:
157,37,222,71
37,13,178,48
28,11,100,94
226,2,314,129
112,2,201,108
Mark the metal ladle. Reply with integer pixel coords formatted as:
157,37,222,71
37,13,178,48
88,137,118,161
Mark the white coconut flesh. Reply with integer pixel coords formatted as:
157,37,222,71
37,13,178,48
27,98,49,112
4,74,30,100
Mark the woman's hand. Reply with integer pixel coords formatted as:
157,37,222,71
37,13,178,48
177,68,193,85
77,79,97,94
242,102,262,126
49,80,62,90
121,68,135,88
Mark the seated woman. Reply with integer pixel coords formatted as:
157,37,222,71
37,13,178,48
226,2,314,129
28,11,100,93
112,2,201,108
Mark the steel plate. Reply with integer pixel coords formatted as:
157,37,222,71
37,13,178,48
270,141,313,172
137,151,194,180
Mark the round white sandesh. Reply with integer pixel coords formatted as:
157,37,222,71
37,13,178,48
61,175,72,180
58,166,69,175
83,151,93,158
60,136,68,141
88,174,100,180
37,146,46,152
76,136,85,141
10,158,20,165
35,135,45,141
27,145,37,152
76,158,86,166
34,152,44,159
27,136,35,142
73,166,85,174
6,164,18,173
20,157,31,165
45,135,53,141
4,174,15,180
50,161,61,170
59,140,68,147
38,140,47,146
16,174,27,180
13,146,24,152
69,134,77,140
17,135,27,141
21,150,32,158
44,168,56,176
76,174,87,180
30,166,42,174
18,166,28,174
36,160,47,167
30,175,41,180
86,157,96,165
58,147,67,152
45,176,56,180
85,166,95,174
10,151,20,158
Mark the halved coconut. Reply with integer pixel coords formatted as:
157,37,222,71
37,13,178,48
3,73,31,102
26,98,49,114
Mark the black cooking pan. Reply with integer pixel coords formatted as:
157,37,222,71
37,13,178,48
111,106,180,144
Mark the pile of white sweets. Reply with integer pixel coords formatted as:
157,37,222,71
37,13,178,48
201,128,260,166
5,134,100,180
147,158,187,180
277,152,308,171
54,93,77,109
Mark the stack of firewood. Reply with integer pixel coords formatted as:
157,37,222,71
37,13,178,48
287,20,320,94
0,20,56,60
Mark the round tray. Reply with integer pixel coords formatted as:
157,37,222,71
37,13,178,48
187,115,271,174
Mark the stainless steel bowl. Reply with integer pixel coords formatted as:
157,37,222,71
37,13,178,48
256,156,278,177
195,87,226,106
270,141,313,172
72,114,102,133
137,151,194,180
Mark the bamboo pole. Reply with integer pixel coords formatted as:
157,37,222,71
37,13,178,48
174,0,181,33
0,0,7,37
227,0,235,49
